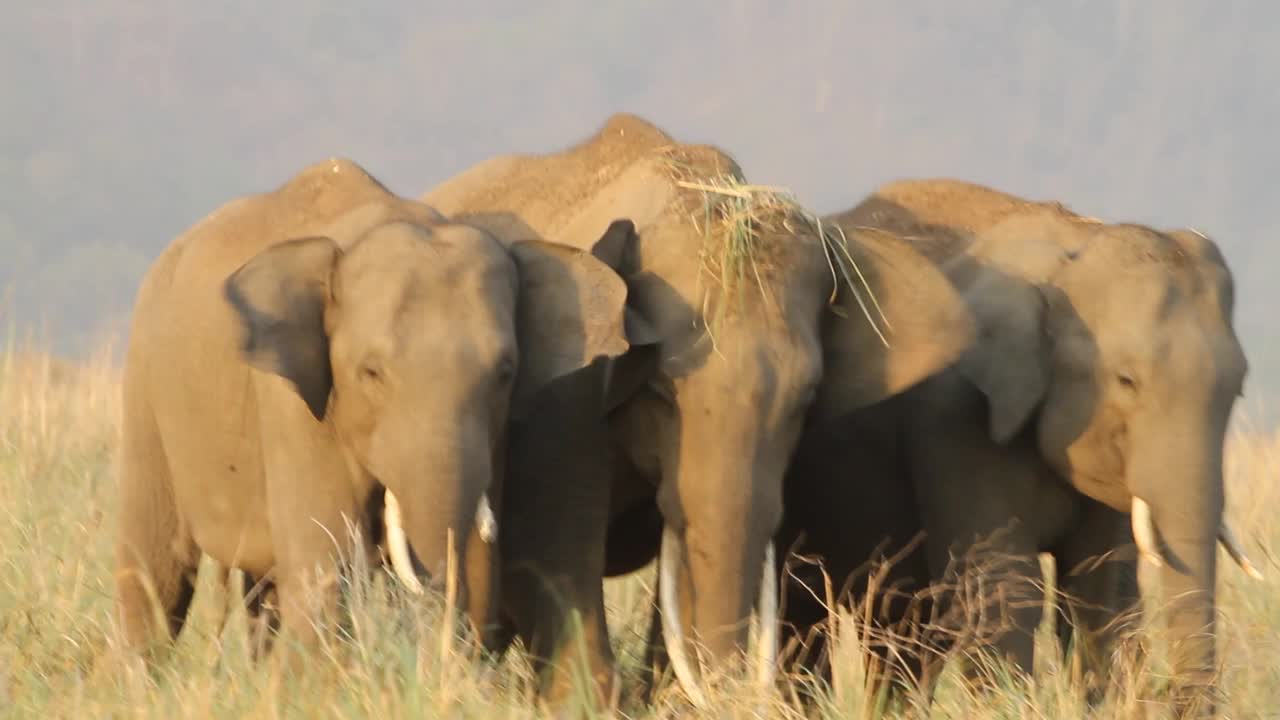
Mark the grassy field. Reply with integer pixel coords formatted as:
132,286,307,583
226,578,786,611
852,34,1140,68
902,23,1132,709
2,343,1278,719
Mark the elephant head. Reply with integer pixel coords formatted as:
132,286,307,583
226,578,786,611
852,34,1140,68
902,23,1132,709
222,217,642,619
945,210,1255,701
608,185,975,702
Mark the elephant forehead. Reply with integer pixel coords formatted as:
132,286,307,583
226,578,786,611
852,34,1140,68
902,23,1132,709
1067,261,1203,329
333,277,514,370
343,223,513,287
335,229,515,335
319,200,447,248
660,318,821,388
1060,268,1244,382
1069,223,1216,281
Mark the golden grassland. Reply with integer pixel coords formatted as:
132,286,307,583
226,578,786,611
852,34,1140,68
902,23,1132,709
2,342,1278,719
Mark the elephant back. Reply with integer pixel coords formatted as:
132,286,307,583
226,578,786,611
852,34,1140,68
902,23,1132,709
833,178,1090,267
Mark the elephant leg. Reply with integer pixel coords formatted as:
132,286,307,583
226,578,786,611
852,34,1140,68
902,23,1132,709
505,565,614,707
464,520,502,652
1051,497,1143,703
775,554,833,707
207,564,279,662
501,485,615,707
909,387,1061,690
500,407,622,709
985,551,1044,682
770,523,842,703
780,572,827,676
776,402,939,707
639,573,668,705
772,524,939,706
928,529,1044,686
780,558,944,709
266,490,365,673
114,399,199,652
238,571,280,660
271,570,338,675
862,568,943,705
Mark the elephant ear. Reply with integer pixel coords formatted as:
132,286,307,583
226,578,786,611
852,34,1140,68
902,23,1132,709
509,219,659,418
948,263,1051,444
590,218,642,275
950,213,1079,443
223,236,342,421
592,219,661,413
1165,227,1236,322
600,307,661,414
815,226,977,422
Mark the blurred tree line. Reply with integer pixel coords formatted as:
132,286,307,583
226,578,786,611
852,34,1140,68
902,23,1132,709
3,1,1277,417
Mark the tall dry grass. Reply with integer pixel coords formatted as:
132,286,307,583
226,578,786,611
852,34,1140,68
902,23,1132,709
1,341,1277,718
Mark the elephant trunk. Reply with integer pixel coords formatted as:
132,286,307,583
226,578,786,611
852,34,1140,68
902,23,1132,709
380,434,492,614
1128,423,1224,714
657,511,779,705
385,491,496,595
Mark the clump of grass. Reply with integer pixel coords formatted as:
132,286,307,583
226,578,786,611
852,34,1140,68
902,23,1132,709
656,148,891,348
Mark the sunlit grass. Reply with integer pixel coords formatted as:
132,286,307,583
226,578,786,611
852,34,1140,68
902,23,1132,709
1,340,1276,718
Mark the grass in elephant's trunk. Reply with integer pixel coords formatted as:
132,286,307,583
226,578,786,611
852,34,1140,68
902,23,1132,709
2,335,1279,718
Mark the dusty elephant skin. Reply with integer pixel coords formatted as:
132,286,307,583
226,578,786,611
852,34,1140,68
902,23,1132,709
419,113,979,707
113,157,643,669
778,178,1255,717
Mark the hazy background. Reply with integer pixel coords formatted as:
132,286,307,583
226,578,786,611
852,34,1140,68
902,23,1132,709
3,1,1277,423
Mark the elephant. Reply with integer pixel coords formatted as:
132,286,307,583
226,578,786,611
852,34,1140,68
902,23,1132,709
774,178,1263,716
113,156,648,667
387,113,980,706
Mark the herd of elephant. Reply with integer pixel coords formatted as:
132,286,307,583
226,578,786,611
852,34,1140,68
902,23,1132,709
112,112,1263,716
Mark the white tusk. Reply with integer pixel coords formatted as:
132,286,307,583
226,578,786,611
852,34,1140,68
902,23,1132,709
659,526,709,708
754,541,779,690
1218,520,1265,580
475,493,498,544
1131,496,1164,568
383,490,425,594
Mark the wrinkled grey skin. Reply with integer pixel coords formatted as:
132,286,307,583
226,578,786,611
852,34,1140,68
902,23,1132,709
114,158,644,667
417,114,979,706
777,179,1252,716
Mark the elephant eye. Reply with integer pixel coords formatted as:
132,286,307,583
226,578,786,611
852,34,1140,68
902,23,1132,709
496,356,516,385
359,362,383,383
1116,373,1138,391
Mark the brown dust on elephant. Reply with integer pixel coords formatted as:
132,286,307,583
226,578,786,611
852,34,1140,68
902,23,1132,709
775,178,1263,716
113,157,648,668
388,113,980,708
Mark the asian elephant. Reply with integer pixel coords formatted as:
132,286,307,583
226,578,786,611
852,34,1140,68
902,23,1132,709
114,157,648,666
776,178,1262,715
388,113,979,706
